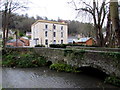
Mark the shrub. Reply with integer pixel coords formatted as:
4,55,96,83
50,44,67,48
35,44,45,47
49,44,99,48
37,56,47,66
19,33,25,37
66,44,99,47
8,36,13,40
67,44,85,46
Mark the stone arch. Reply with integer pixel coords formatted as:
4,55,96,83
78,65,109,79
80,63,110,75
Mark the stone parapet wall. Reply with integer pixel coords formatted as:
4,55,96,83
67,46,120,52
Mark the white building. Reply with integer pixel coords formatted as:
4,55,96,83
31,20,68,47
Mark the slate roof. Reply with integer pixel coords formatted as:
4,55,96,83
68,36,78,43
7,39,24,43
21,37,29,40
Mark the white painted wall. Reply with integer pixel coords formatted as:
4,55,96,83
31,20,68,47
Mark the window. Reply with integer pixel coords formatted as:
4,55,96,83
45,31,47,37
61,40,63,44
61,26,63,30
45,39,48,45
53,24,56,29
53,40,56,44
61,32,63,37
45,25,48,29
53,32,56,37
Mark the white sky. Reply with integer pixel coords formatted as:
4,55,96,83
20,0,78,20
19,0,120,22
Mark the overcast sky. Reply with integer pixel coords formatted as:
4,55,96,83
19,0,120,22
20,0,78,20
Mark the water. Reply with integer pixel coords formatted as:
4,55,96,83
2,67,119,88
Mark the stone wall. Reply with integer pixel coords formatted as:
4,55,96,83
67,46,120,52
5,47,120,78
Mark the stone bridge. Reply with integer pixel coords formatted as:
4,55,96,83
6,47,120,78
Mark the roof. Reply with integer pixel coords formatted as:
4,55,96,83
68,36,78,43
32,20,67,26
68,39,74,43
73,37,92,43
7,39,24,43
26,32,31,34
21,36,29,40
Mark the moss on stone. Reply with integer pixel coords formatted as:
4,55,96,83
100,52,120,61
64,49,85,60
64,49,73,56
72,50,85,60
50,63,81,73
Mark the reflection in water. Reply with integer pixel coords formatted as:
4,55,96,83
2,67,119,88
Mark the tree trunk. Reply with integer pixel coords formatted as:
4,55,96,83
105,12,111,46
5,11,11,43
99,26,105,47
110,0,120,47
2,10,7,48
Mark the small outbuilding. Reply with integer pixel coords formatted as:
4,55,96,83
20,37,30,46
6,39,25,47
73,37,95,46
6,36,30,47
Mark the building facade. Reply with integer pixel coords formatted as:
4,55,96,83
31,20,68,47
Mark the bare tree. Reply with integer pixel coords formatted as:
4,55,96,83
1,0,28,48
69,0,120,47
69,0,109,47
